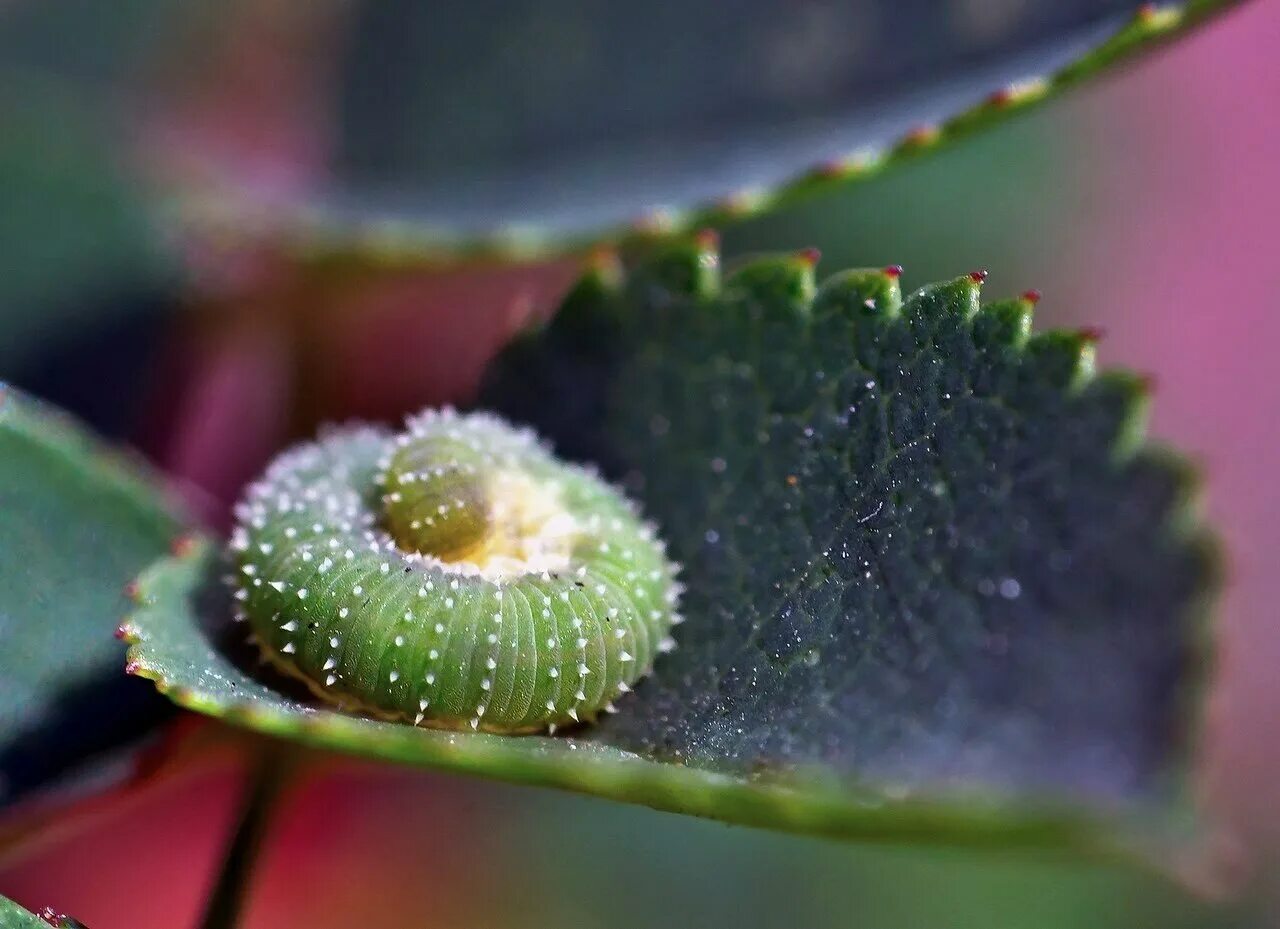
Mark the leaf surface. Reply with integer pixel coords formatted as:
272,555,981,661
0,388,183,807
0,895,48,928
124,244,1216,869
0,894,87,929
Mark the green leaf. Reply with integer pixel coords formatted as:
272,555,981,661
181,0,1241,263
123,242,1216,872
486,242,1217,798
4,2,1244,265
0,387,185,806
0,894,87,929
0,895,49,929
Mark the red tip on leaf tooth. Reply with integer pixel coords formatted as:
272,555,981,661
1135,3,1180,29
718,188,763,215
1021,288,1043,305
796,247,821,267
123,579,140,600
1138,372,1160,394
905,124,941,146
586,242,618,267
693,228,720,251
114,622,131,640
811,154,865,180
633,208,676,235
969,270,989,284
988,87,1014,107
170,534,198,558
883,265,903,279
813,159,848,179
1078,326,1107,343
124,660,141,675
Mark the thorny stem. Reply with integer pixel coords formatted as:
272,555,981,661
197,742,293,929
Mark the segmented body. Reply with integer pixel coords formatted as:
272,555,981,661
229,409,681,732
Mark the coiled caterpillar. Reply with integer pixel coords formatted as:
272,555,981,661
229,409,682,733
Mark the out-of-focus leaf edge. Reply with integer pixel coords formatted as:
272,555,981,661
0,717,238,870
0,892,90,929
0,387,202,866
0,893,60,928
168,0,1244,268
0,386,187,524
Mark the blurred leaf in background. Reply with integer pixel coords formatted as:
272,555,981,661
324,0,1143,237
721,102,1077,296
0,77,173,374
0,0,181,369
6,0,1233,255
0,0,1241,451
0,762,1267,929
0,391,182,809
0,55,178,437
489,777,1260,929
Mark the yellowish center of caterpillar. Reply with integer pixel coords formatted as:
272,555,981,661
383,436,577,581
458,470,578,579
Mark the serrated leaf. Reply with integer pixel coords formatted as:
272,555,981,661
0,895,50,929
179,0,1242,263
0,387,184,807
486,245,1217,800
124,244,1216,872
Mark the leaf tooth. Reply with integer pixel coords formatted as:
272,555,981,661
812,268,904,322
906,274,985,317
629,238,721,304
1023,330,1098,392
1135,2,1184,32
1074,370,1154,461
583,245,624,287
794,247,822,268
973,298,1035,353
802,150,879,184
631,206,683,238
713,186,773,219
546,258,626,339
898,123,943,153
723,253,818,318
1127,447,1209,541
986,77,1050,109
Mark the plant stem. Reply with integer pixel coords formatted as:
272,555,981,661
197,742,292,929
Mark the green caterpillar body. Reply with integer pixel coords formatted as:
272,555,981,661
229,409,681,733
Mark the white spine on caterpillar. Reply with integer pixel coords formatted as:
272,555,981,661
228,408,682,733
